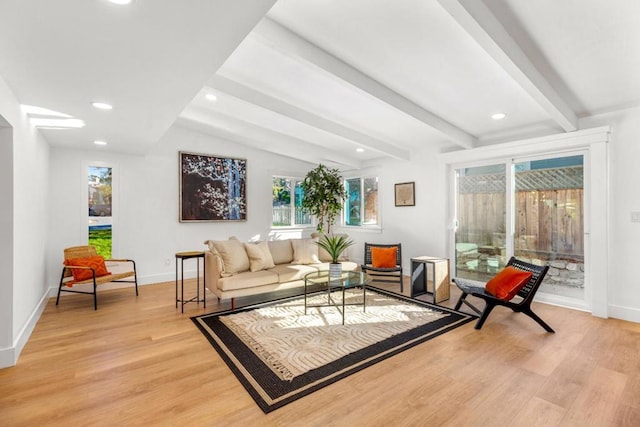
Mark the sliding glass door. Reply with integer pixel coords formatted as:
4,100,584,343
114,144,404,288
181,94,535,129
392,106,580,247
454,164,507,282
514,155,584,300
454,153,585,305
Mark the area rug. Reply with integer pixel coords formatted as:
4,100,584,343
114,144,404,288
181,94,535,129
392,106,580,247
192,288,474,413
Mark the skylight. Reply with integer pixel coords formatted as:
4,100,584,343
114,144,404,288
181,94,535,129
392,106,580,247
21,105,85,129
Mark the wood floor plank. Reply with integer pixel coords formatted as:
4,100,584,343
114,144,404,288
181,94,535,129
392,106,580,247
1,280,638,426
562,366,627,426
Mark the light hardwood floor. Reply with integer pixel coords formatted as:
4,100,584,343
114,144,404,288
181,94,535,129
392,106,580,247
1,279,639,426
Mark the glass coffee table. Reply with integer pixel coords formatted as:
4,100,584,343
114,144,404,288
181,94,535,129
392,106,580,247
304,270,369,324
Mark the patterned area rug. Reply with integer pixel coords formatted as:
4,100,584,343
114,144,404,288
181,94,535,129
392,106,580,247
192,288,474,413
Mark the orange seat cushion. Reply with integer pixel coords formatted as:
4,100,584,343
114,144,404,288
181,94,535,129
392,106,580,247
371,247,397,268
64,256,111,282
485,266,533,301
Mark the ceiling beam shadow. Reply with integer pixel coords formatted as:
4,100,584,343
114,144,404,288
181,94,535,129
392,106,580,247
437,0,577,132
254,17,476,150
207,75,411,161
177,106,362,169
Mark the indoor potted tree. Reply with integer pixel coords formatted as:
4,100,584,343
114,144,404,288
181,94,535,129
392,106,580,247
300,164,347,234
315,233,354,278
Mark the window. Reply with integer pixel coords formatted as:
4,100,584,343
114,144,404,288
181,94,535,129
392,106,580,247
345,176,378,227
88,165,112,258
272,176,311,227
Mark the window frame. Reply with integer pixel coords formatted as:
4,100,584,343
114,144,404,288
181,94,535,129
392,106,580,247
343,175,380,229
82,160,118,256
271,175,313,229
442,126,609,317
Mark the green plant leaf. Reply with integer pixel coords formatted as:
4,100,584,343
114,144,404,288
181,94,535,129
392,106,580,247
300,164,347,233
315,233,354,263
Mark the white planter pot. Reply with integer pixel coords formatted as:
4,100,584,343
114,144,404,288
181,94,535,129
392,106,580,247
329,263,342,280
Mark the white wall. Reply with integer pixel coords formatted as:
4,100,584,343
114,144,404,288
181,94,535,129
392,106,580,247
0,76,50,368
0,122,13,360
344,145,448,271
580,106,640,322
46,125,315,289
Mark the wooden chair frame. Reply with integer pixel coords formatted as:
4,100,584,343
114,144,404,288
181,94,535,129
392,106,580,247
453,257,554,332
56,246,138,310
361,243,403,292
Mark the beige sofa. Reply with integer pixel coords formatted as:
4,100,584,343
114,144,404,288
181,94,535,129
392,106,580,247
204,236,357,309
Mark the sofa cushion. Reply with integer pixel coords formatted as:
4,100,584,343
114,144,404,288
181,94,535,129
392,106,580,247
268,264,318,282
291,238,320,264
268,239,294,265
244,241,276,272
204,240,225,272
217,269,279,292
209,238,250,275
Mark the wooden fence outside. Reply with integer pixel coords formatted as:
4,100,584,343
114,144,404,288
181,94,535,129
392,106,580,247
457,188,584,259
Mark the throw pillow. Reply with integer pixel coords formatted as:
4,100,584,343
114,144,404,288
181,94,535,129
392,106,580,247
485,266,533,301
64,256,111,282
291,238,320,265
210,238,250,275
371,247,397,268
244,241,276,272
268,239,294,265
204,239,225,273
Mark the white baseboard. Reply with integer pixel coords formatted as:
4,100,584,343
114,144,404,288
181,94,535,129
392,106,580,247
138,272,177,285
537,294,640,323
608,304,640,323
48,270,203,299
0,346,15,369
0,288,49,369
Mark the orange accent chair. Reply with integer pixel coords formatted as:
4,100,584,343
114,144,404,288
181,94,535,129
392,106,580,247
56,245,138,310
361,243,403,292
453,257,554,332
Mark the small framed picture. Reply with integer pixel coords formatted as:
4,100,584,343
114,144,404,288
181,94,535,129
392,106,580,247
395,182,415,207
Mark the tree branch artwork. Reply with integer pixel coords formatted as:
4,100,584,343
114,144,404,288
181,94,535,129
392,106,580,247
179,152,247,222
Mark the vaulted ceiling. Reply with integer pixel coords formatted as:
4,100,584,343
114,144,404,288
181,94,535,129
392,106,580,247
1,0,638,170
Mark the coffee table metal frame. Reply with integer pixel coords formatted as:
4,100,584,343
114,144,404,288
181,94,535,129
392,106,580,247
304,270,368,325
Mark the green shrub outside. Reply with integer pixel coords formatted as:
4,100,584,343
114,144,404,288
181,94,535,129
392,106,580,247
89,228,112,259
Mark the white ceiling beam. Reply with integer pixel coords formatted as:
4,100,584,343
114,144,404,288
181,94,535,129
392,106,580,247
178,106,361,169
253,17,476,149
437,0,578,132
206,75,411,161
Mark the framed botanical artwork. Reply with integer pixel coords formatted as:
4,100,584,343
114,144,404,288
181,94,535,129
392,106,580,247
394,182,415,207
179,151,247,222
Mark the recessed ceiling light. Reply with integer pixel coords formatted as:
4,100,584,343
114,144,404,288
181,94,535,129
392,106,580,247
94,140,108,146
356,148,365,153
108,0,133,5
205,93,217,102
491,113,507,120
92,102,113,110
